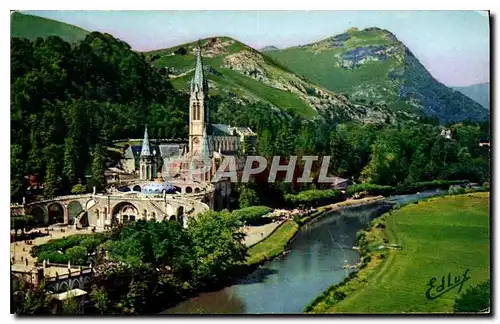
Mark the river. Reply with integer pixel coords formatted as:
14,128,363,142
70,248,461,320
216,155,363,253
163,190,444,314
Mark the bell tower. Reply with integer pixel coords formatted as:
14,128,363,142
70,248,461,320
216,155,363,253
189,47,208,156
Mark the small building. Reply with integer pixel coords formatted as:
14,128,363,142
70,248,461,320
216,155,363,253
330,176,349,191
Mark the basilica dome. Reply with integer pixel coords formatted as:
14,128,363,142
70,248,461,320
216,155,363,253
142,177,176,194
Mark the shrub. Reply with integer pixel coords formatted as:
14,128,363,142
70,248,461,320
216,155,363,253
453,280,490,313
347,183,395,196
232,206,272,226
285,189,342,208
71,184,87,194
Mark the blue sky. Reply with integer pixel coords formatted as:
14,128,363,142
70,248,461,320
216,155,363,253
23,10,490,86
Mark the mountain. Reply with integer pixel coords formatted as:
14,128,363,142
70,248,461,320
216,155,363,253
452,83,490,109
11,12,89,43
145,37,414,123
264,27,489,122
260,45,279,52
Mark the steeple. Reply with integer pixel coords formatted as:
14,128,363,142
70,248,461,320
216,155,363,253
140,125,151,156
191,47,207,96
200,127,211,158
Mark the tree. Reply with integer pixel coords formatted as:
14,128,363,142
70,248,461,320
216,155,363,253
91,144,106,191
257,128,274,159
238,185,260,208
11,215,35,237
90,286,110,314
453,280,490,313
187,210,247,284
60,294,79,314
44,157,58,199
62,137,78,190
71,184,87,194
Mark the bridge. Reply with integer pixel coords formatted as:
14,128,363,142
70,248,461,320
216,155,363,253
12,262,92,293
11,192,210,229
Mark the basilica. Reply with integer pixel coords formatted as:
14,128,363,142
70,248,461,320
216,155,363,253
117,48,256,206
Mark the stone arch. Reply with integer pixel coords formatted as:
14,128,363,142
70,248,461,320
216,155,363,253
132,185,141,192
111,202,139,225
82,277,91,290
47,203,65,225
194,187,201,193
86,199,96,211
71,279,81,289
67,201,83,225
29,205,45,226
185,186,193,194
59,281,69,292
166,204,174,216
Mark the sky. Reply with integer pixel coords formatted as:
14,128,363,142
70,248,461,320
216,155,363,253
23,10,490,87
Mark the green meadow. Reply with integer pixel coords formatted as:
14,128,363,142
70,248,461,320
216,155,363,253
311,192,490,313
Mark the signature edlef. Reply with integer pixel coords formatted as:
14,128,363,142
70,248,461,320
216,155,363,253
425,269,471,300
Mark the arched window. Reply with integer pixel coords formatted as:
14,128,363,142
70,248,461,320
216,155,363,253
104,208,107,220
152,212,156,221
192,103,196,120
96,210,100,220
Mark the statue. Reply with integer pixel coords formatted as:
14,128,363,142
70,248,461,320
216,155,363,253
93,186,96,196
22,196,26,205
43,260,46,270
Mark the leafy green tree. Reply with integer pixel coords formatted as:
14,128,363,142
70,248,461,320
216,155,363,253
63,137,78,190
43,157,59,199
238,185,260,208
453,280,490,313
91,144,106,191
90,286,110,314
61,295,79,314
187,210,247,284
71,184,87,194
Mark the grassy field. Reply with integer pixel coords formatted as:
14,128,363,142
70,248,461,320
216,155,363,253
310,192,490,313
246,220,299,266
11,12,89,43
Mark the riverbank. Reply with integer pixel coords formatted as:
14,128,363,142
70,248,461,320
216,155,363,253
306,192,490,314
244,195,386,267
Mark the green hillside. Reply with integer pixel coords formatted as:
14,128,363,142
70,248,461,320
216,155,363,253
11,12,89,43
144,37,413,122
265,27,489,122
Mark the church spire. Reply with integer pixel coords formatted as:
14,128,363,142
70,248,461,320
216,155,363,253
200,127,211,158
140,125,151,156
191,46,206,94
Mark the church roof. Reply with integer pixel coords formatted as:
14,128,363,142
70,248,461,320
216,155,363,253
159,144,185,159
209,124,233,136
140,126,151,156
